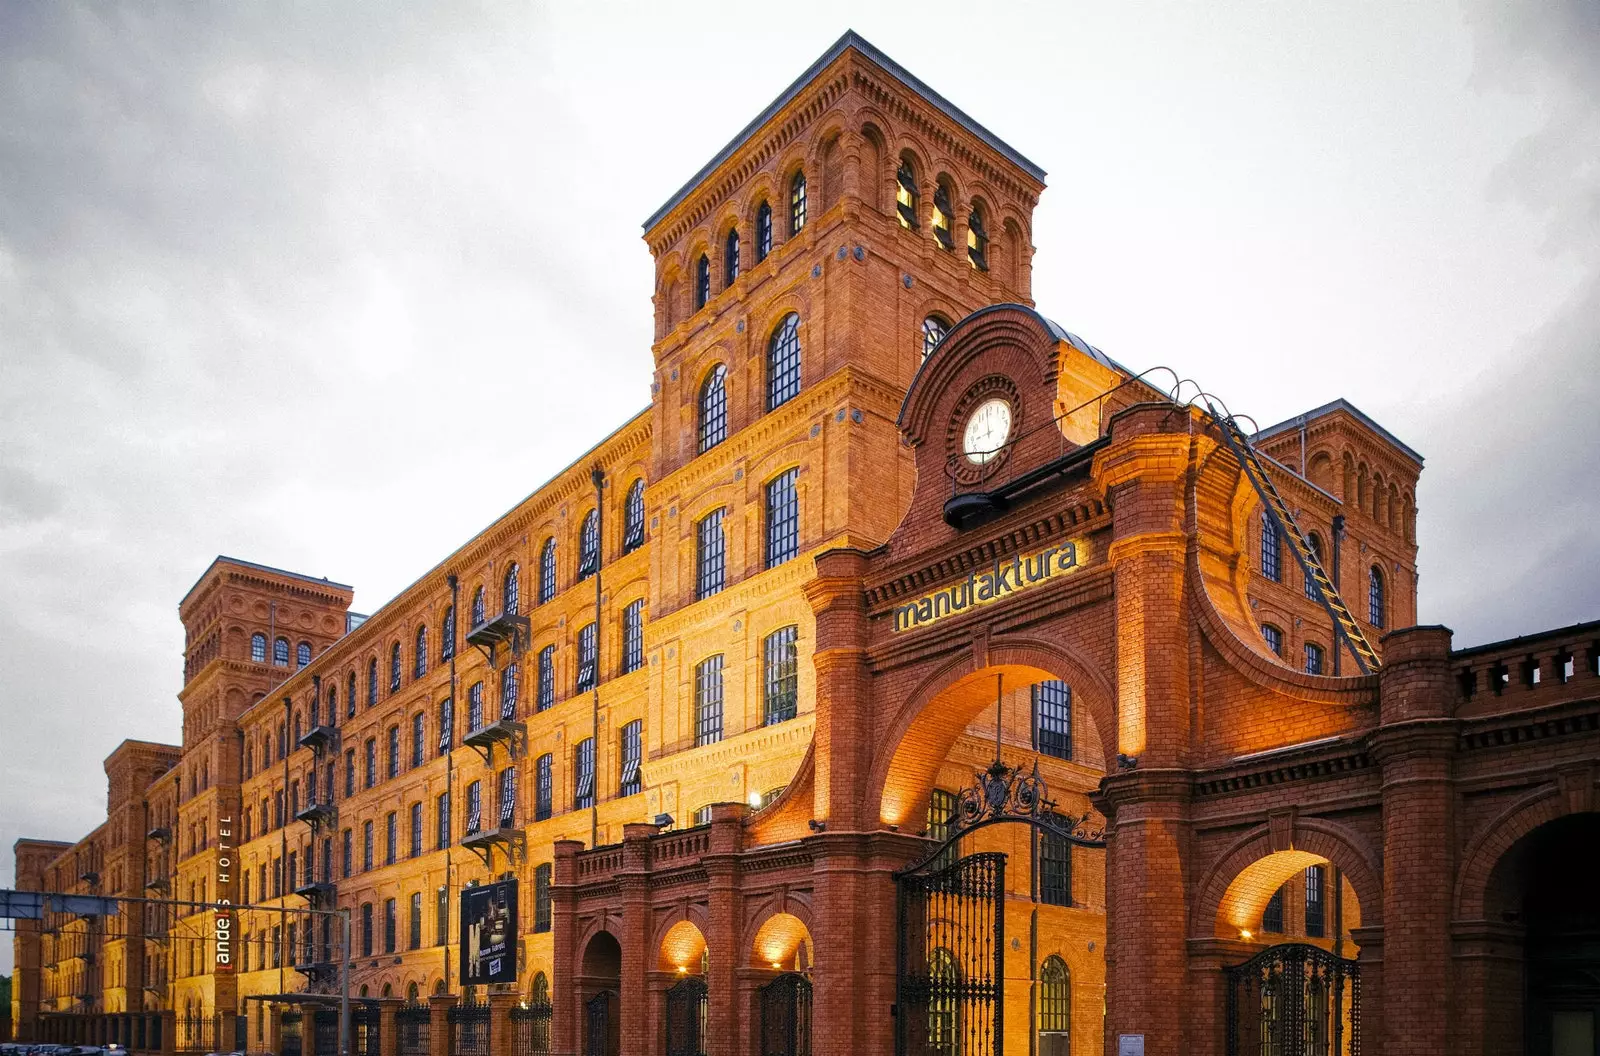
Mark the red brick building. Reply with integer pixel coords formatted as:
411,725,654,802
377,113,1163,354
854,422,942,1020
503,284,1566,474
12,31,1599,1056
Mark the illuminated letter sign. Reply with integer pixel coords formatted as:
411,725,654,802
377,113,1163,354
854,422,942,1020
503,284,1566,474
214,816,234,972
892,541,1087,633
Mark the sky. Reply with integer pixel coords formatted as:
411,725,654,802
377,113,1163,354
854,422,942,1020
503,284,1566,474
1,0,1596,969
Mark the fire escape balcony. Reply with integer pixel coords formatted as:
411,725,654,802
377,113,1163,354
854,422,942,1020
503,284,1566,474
294,799,337,832
461,810,524,870
78,871,100,886
297,723,339,754
293,878,336,907
145,826,171,844
299,958,339,987
144,876,169,895
462,714,525,766
466,612,530,668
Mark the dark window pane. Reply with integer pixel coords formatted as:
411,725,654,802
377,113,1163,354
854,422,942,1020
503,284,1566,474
540,541,557,603
578,510,600,580
574,739,594,810
767,314,801,411
765,469,799,568
756,202,772,261
696,509,726,600
763,626,798,726
1033,681,1072,761
623,480,646,552
1261,518,1281,582
790,172,806,235
622,599,645,675
694,254,710,309
619,719,642,797
576,623,597,693
695,655,724,747
538,645,555,712
698,365,728,453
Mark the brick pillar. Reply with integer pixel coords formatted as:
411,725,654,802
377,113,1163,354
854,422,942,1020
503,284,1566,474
549,840,583,1056
616,824,656,1056
1349,926,1385,1056
376,998,400,1056
805,548,872,830
485,992,515,1056
704,806,743,1056
266,1005,283,1056
160,1009,177,1056
426,995,454,1056
1373,625,1457,1056
219,1010,239,1055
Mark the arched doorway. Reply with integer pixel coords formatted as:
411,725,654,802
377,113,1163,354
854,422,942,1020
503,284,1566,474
579,930,621,1056
751,912,814,1056
658,920,709,1056
1485,813,1600,1056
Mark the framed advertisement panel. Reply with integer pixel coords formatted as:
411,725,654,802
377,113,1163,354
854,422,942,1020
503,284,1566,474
460,879,517,985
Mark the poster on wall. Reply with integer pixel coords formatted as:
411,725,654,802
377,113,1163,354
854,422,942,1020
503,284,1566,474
460,880,517,985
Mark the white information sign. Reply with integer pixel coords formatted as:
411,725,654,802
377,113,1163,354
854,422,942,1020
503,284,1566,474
1117,1036,1146,1056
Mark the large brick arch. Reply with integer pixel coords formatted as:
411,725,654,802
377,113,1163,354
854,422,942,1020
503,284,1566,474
1453,783,1600,920
865,634,1117,828
1191,815,1383,938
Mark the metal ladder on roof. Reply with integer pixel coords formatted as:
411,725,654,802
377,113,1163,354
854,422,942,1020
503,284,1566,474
1209,408,1382,674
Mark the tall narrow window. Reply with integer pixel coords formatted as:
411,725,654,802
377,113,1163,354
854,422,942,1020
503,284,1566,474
574,738,595,811
1038,955,1071,1050
755,201,773,261
967,207,988,270
765,469,799,567
364,738,376,789
724,227,740,286
766,312,803,409
1040,822,1071,906
533,864,552,933
896,161,919,227
576,622,597,693
618,719,642,797
1369,566,1385,627
535,753,553,821
411,712,425,767
621,599,645,674
539,540,557,604
409,802,422,858
1261,518,1282,582
1033,680,1072,761
698,365,728,453
389,643,402,691
367,659,379,705
927,789,957,846
297,641,312,667
327,685,338,727
385,812,397,865
1304,533,1324,601
497,767,517,828
763,626,799,726
435,886,448,947
387,725,400,778
471,586,486,627
1305,865,1326,938
622,480,646,553
414,625,428,678
503,563,521,616
408,892,423,951
922,316,948,360
931,182,953,249
537,645,556,712
436,791,451,850
696,509,726,599
362,821,373,871
465,780,482,835
578,510,600,580
360,904,373,957
499,663,519,722
345,750,356,797
789,171,807,235
251,634,267,663
441,605,455,661
437,697,453,755
1305,642,1326,676
467,681,484,733
1262,884,1286,933
1262,624,1284,657
274,637,290,666
694,254,710,310
383,897,396,954
695,655,724,747
341,829,352,878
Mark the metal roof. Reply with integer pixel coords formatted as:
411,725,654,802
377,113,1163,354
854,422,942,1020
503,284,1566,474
1252,398,1424,467
643,30,1045,233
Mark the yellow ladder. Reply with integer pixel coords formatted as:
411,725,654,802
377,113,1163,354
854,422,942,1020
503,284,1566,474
1210,409,1382,674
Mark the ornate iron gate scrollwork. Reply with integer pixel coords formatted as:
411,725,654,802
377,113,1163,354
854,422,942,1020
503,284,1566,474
665,976,709,1056
760,972,812,1056
1225,942,1360,1056
584,990,615,1056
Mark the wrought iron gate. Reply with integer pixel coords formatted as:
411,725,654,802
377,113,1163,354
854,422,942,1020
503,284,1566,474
584,990,615,1056
897,851,1006,1056
396,1000,431,1056
760,972,813,1056
312,1009,339,1056
1225,943,1361,1056
510,1000,552,1056
448,995,491,1056
665,977,709,1056
280,1011,302,1056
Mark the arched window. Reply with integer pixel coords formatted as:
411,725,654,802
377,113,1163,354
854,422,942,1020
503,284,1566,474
1305,532,1324,600
414,625,428,678
967,206,988,270
895,160,919,228
251,633,267,663
531,973,549,1005
368,659,379,705
577,510,600,581
471,586,486,627
297,642,312,668
1038,955,1071,1050
767,314,801,410
931,181,953,249
1369,566,1385,627
699,365,728,453
407,982,420,1001
928,947,959,1053
1261,518,1281,582
503,563,521,616
273,637,290,667
348,673,357,717
723,227,740,287
327,684,337,726
755,201,773,262
1261,624,1283,657
389,643,402,691
539,540,557,605
441,606,456,662
694,254,710,310
622,479,646,553
922,316,949,360
1305,642,1326,675
789,171,807,235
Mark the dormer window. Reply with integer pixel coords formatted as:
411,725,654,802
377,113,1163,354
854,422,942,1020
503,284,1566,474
967,207,988,270
694,254,710,310
756,202,773,262
789,171,807,235
931,183,953,249
724,228,740,287
896,161,919,228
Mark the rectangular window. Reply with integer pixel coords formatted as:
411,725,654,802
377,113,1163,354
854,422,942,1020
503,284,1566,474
437,697,453,755
362,821,373,871
344,750,356,798
274,791,284,828
498,767,517,828
467,682,484,733
696,509,726,600
622,599,644,674
273,925,283,968
535,754,553,821
534,863,552,933
1305,642,1325,676
408,892,422,951
577,623,597,692
436,791,451,850
927,789,957,846
538,645,556,711
385,812,397,864
410,803,423,858
765,469,800,567
693,805,714,826
465,780,482,835
435,886,449,947
383,897,396,954
1033,681,1072,761
387,726,399,779
1263,884,1286,933
364,739,376,789
1305,535,1324,600
763,626,798,725
1261,518,1281,583
1305,865,1326,938
1039,823,1071,907
695,655,724,747
411,712,425,768
360,904,372,958
500,663,520,721
619,719,642,797
574,738,595,811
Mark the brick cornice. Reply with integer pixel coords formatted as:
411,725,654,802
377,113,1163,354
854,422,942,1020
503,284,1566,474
1367,718,1460,764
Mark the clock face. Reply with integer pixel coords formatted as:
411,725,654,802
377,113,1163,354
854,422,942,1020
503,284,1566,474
963,398,1013,464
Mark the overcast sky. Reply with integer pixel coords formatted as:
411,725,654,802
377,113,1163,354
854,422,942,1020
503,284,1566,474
2,1,1596,969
